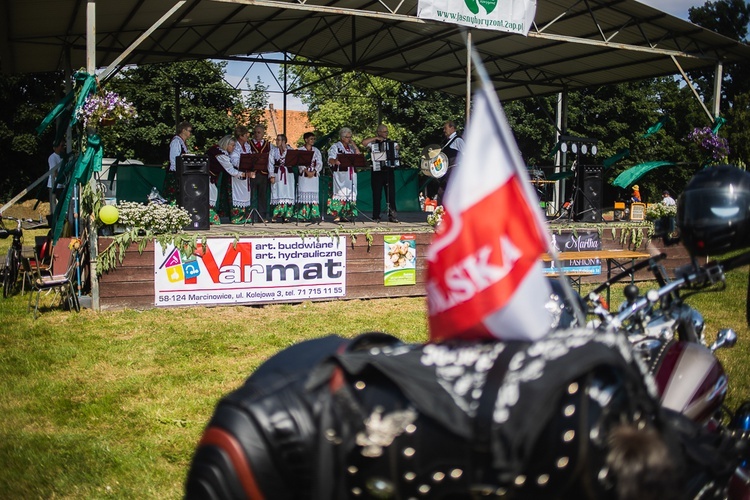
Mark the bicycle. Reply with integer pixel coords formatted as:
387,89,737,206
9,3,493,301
0,216,27,298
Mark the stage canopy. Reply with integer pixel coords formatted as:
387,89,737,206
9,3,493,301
3,0,750,101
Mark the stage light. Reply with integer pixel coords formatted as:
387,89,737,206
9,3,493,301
556,136,598,158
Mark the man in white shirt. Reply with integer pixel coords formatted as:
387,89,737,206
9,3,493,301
47,139,65,215
662,190,676,206
437,120,465,205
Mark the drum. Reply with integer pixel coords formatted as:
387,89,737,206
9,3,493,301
420,144,449,178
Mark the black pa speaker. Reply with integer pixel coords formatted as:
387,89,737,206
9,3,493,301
577,165,602,222
178,155,210,176
177,156,210,230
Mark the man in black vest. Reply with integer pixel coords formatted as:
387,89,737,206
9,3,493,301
437,120,465,205
362,124,400,223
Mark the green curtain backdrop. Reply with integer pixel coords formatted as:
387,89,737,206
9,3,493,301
117,166,421,212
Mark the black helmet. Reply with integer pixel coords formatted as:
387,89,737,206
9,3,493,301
677,165,750,256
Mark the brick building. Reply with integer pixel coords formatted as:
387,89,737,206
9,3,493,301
262,108,314,146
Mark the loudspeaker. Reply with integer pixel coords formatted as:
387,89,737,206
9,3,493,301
177,155,210,176
177,156,210,230
577,165,602,222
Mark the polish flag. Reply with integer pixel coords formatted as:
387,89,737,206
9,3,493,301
427,85,552,342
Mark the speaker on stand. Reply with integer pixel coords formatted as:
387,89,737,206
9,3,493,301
577,165,603,222
177,156,210,231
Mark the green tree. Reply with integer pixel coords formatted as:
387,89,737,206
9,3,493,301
102,60,243,163
689,0,750,107
287,64,465,169
0,71,67,201
688,0,750,166
242,77,270,134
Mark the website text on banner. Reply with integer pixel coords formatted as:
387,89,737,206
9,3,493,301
154,237,346,307
418,0,536,35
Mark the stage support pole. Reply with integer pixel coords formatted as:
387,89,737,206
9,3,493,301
86,0,101,312
671,55,715,124
712,61,723,119
554,88,568,215
283,54,288,134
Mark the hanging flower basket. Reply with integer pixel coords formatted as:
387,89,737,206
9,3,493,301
687,127,730,164
75,91,137,128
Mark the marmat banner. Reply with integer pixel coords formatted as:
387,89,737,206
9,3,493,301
154,236,346,307
418,0,536,36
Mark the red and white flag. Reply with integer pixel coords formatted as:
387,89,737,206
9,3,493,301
427,85,552,342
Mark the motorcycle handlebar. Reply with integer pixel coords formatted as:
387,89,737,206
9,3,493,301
591,253,667,295
610,249,750,329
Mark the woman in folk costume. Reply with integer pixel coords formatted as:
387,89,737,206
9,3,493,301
327,127,360,222
228,125,255,224
296,132,323,221
164,121,192,203
268,134,296,222
206,135,246,225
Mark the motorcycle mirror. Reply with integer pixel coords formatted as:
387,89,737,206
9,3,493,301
710,329,738,353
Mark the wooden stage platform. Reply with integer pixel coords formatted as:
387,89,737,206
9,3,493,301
97,213,691,310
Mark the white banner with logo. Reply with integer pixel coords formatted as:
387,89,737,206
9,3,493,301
418,0,536,35
154,236,346,307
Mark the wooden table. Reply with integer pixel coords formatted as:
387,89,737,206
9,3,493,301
542,250,652,308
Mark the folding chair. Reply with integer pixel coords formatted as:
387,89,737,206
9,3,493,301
20,242,53,295
27,248,80,319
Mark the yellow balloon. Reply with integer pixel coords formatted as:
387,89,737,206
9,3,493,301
99,205,119,225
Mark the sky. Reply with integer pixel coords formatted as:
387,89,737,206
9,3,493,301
637,0,703,19
223,1,707,111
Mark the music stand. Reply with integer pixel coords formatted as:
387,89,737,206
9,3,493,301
285,150,319,226
239,152,269,225
336,153,366,169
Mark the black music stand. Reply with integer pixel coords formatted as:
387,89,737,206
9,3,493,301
239,152,269,225
284,150,321,226
334,153,368,224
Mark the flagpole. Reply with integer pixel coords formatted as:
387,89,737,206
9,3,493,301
464,35,587,328
466,31,472,122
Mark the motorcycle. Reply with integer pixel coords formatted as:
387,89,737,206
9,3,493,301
572,164,750,498
186,165,750,499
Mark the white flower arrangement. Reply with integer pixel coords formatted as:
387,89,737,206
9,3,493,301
427,205,445,228
645,203,677,220
116,201,191,234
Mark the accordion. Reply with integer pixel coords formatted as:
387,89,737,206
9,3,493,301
371,140,400,169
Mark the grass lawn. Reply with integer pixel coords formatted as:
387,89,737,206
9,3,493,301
1,228,749,498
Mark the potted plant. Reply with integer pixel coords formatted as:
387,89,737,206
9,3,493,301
76,91,137,129
114,201,192,235
687,127,730,166
646,203,677,237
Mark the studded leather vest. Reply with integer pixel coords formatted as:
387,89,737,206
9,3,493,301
186,331,705,500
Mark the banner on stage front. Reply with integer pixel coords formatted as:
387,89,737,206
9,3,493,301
154,236,346,306
418,0,535,35
384,234,416,286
